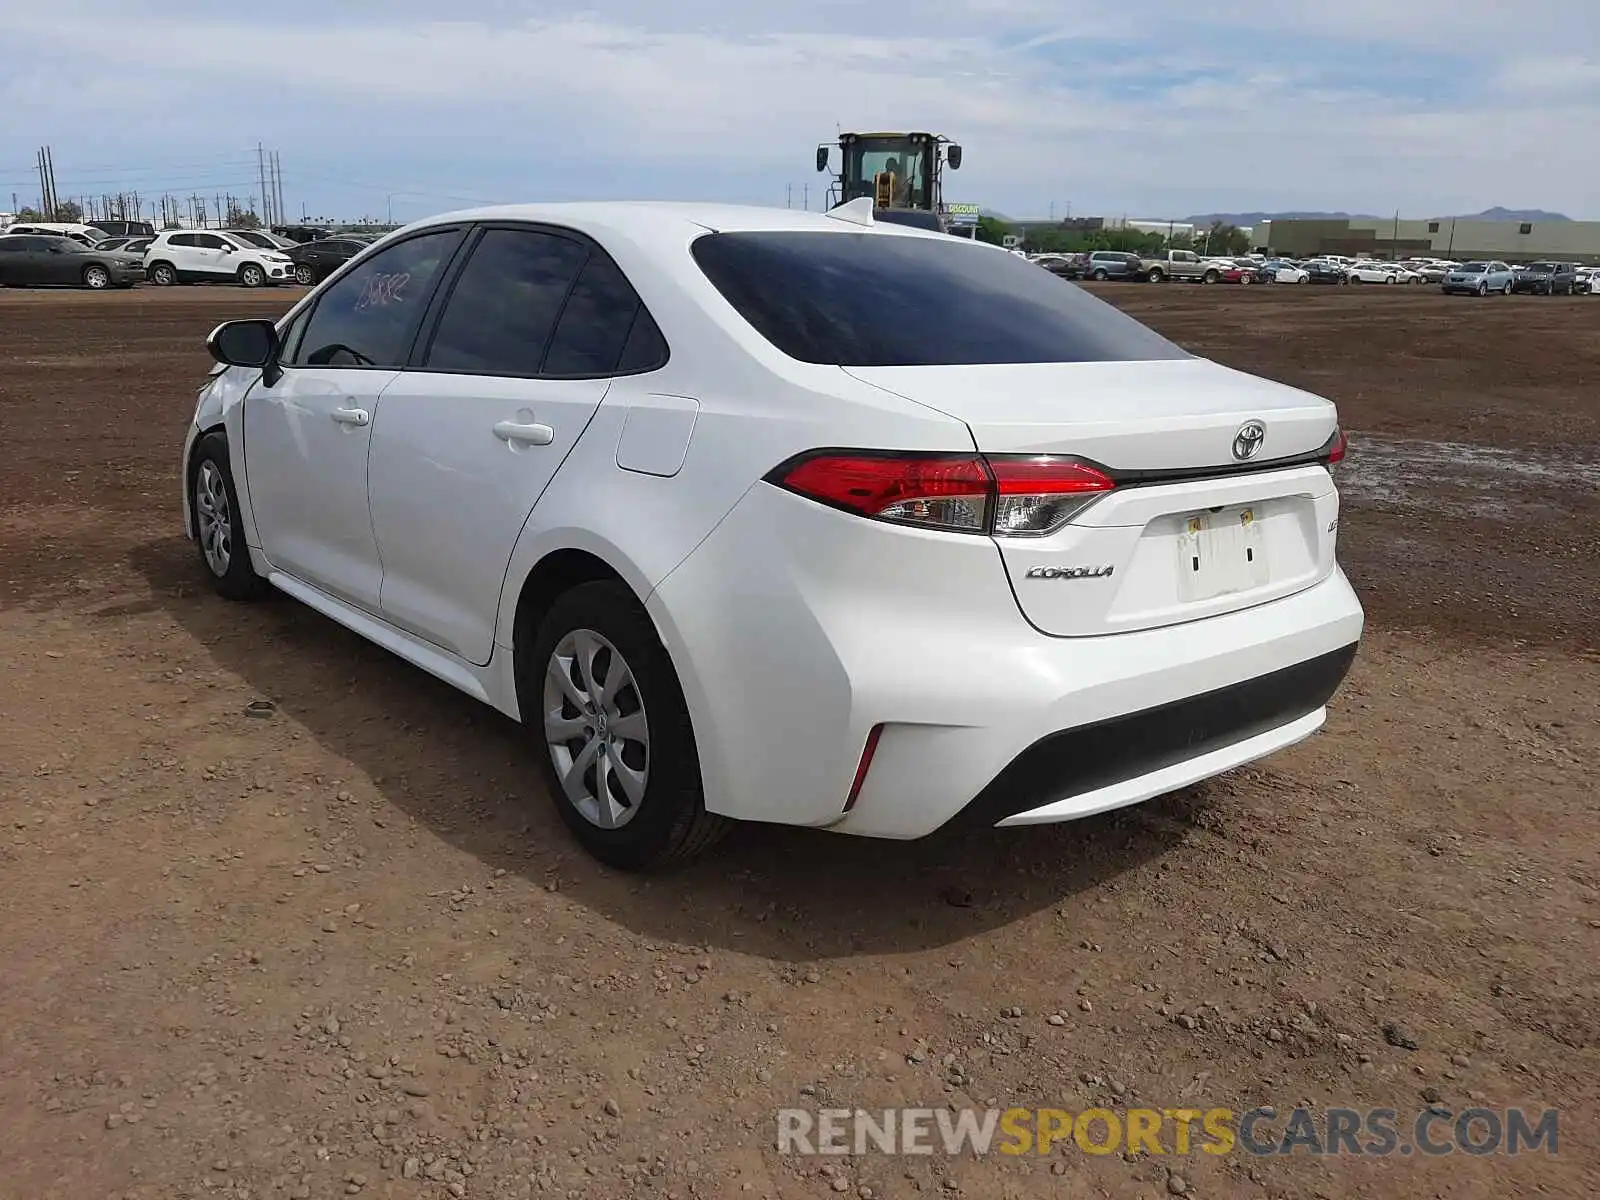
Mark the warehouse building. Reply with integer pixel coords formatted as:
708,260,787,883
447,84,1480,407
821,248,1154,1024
1254,216,1600,264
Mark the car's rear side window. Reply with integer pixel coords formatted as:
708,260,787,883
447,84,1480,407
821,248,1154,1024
691,231,1188,366
543,254,644,376
424,229,590,377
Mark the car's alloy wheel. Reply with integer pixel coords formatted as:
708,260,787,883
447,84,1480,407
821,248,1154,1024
150,262,177,286
239,264,265,288
543,628,651,831
190,432,271,601
1477,282,1488,296
195,460,233,577
525,580,728,869
294,264,314,286
1092,269,1107,281
83,265,110,289
1502,281,1513,294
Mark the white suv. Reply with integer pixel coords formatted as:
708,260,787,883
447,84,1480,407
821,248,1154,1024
145,230,294,288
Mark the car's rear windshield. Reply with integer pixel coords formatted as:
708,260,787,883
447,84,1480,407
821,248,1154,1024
690,231,1189,367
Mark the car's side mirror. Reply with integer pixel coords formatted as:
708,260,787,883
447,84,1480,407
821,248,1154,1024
221,244,234,253
207,319,279,369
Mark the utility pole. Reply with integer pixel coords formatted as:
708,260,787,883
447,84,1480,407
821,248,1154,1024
803,182,809,211
257,143,268,225
786,183,793,209
273,152,285,227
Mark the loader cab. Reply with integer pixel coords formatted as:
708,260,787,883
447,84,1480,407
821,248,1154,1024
817,131,962,221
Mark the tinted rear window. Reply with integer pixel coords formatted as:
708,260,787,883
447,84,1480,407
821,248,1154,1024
692,232,1187,366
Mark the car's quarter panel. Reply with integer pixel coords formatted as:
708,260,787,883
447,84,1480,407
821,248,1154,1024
367,374,611,664
649,482,1363,836
241,367,397,610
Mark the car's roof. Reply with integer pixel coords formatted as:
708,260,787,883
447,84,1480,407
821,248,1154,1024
403,200,948,243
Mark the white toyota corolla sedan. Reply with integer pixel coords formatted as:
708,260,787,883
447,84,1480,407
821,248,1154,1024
183,199,1363,869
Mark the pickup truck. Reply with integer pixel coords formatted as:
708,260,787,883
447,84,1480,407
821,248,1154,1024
1139,250,1231,284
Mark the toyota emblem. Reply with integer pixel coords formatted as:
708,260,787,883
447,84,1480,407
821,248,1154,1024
1232,420,1266,461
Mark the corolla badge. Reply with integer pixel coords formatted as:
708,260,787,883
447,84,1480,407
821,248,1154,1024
1232,420,1266,461
1025,565,1114,580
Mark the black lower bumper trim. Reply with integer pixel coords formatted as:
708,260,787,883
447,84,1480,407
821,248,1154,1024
946,642,1359,831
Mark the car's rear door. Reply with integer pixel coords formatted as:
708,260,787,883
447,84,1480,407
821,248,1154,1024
366,224,637,664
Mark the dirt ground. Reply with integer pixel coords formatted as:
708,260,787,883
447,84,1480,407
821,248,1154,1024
1,284,1596,1200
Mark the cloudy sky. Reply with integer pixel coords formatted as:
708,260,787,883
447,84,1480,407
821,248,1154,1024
3,0,1597,224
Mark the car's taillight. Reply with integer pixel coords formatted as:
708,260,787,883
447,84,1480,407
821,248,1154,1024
771,451,991,532
988,457,1116,536
766,450,1116,537
1325,427,1348,465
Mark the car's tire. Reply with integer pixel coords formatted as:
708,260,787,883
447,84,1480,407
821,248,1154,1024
1385,275,1396,284
1502,280,1513,295
1297,274,1309,283
1146,268,1165,283
1240,273,1252,285
1477,282,1488,296
524,580,730,870
82,265,110,289
149,261,177,286
1349,274,1362,283
1091,268,1108,281
190,431,271,602
1202,269,1219,284
238,263,265,288
294,264,315,286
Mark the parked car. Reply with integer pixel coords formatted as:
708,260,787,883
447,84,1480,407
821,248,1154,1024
88,218,157,239
1345,260,1403,284
224,228,298,252
1029,253,1083,279
1216,260,1259,284
285,235,370,286
270,224,335,245
3,221,104,247
1441,261,1515,296
1083,251,1146,281
1139,250,1230,284
1574,267,1599,294
1302,261,1348,285
1255,259,1311,284
144,230,296,287
0,233,147,288
184,201,1362,868
1510,261,1579,295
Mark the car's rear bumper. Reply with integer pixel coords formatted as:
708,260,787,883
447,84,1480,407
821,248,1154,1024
649,484,1364,840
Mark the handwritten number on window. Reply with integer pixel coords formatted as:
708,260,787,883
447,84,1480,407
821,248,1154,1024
355,271,412,312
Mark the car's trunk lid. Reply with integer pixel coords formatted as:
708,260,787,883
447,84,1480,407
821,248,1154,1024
845,358,1341,637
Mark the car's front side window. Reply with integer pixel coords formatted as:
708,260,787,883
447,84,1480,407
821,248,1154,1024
286,227,465,370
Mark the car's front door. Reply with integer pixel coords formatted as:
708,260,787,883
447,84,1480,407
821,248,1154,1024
366,225,658,664
40,240,82,284
191,233,235,278
240,227,467,610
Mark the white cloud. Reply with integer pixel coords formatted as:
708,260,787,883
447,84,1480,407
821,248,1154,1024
2,0,1596,221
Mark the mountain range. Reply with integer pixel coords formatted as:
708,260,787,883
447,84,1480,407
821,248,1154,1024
1184,207,1573,227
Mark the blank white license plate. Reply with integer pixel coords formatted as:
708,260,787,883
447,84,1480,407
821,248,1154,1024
1176,506,1270,602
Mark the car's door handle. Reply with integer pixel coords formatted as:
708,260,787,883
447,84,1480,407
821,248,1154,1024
493,420,554,446
331,406,371,427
